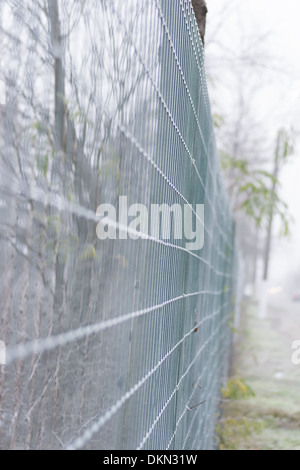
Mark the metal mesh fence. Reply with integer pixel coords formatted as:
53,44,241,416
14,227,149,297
0,0,237,450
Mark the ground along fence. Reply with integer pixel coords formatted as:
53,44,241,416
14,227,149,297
0,0,237,449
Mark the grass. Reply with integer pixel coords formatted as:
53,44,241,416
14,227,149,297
218,298,300,450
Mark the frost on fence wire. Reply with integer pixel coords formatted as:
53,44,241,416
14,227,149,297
0,0,237,450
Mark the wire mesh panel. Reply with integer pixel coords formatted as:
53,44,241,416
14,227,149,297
0,0,237,450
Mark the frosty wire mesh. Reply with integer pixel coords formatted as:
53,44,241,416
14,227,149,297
0,0,237,450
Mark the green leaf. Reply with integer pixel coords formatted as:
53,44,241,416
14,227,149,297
36,153,49,177
81,244,97,261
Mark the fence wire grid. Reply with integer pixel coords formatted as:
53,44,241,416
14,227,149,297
0,0,238,450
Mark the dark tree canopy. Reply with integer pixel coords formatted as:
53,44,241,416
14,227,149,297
192,0,208,45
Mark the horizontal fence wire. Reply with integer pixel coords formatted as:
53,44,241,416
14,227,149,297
0,0,238,450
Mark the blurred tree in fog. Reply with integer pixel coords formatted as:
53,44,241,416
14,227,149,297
262,128,294,281
205,1,295,287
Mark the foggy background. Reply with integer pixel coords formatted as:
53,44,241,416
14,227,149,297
206,0,300,292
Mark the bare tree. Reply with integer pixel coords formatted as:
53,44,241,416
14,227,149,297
0,0,164,449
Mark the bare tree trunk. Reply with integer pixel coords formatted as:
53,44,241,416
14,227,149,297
263,174,278,281
48,0,65,153
191,0,208,45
